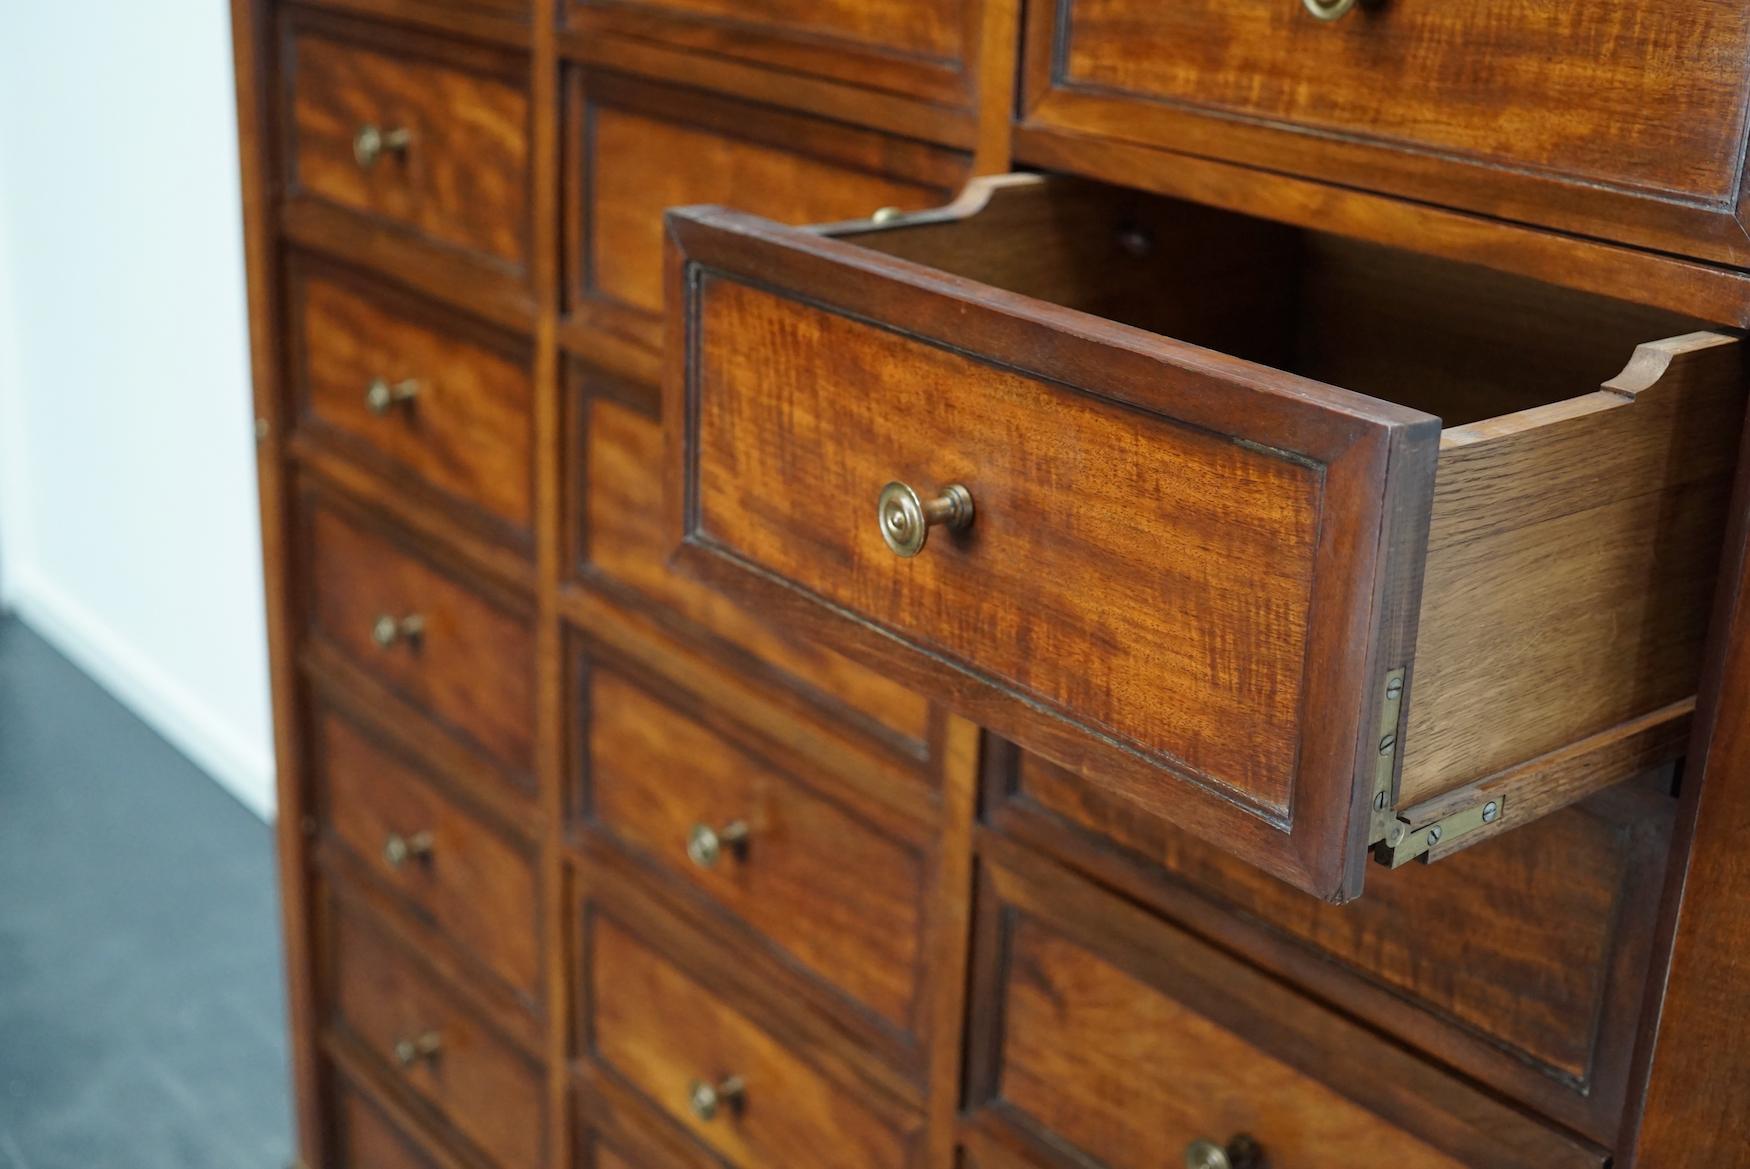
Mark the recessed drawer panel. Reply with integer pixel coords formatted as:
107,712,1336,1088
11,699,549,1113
289,258,535,537
329,1078,438,1169
586,668,926,1028
304,497,536,781
326,896,545,1169
971,847,1604,1169
590,915,915,1169
1004,748,1671,1135
565,72,968,383
1019,0,1750,264
664,173,1743,900
286,20,531,269
314,703,540,1002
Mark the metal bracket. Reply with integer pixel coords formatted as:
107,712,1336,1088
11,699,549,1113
1373,795,1507,868
1367,667,1407,845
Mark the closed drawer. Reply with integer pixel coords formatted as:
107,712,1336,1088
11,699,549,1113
970,844,1604,1169
664,172,1743,900
585,667,926,1029
1000,748,1671,1137
286,17,531,270
590,914,916,1169
564,0,977,116
288,257,534,539
1019,0,1750,264
563,72,967,385
303,496,536,781
325,895,545,1169
328,1077,440,1169
314,702,540,1003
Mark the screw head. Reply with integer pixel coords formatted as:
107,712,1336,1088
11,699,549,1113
1482,800,1500,823
1385,676,1404,701
1378,733,1397,756
1373,790,1388,811
1426,824,1443,846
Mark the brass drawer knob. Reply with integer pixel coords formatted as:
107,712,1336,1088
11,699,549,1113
686,821,749,869
687,1075,745,1122
877,481,973,558
1303,0,1360,19
365,377,420,415
371,613,425,649
1185,1135,1262,1169
383,830,433,868
354,123,412,169
393,1030,441,1067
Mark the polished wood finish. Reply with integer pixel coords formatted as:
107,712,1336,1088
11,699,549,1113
589,914,918,1169
665,174,1740,899
285,12,532,271
999,747,1672,1140
584,667,927,1028
231,0,1750,1162
1021,0,1750,266
287,254,536,541
562,71,968,387
968,839,1604,1169
571,377,932,755
323,892,546,1168
302,493,537,783
314,702,541,1003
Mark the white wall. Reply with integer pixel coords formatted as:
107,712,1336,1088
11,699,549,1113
0,3,276,819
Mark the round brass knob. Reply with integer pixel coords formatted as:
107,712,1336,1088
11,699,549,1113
371,613,425,649
687,1075,745,1122
354,123,412,169
877,481,973,558
1302,0,1359,19
384,830,433,868
365,377,420,415
686,821,749,869
1185,1135,1262,1169
393,1030,441,1067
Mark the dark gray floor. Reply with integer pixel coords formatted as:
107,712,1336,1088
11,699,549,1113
0,616,294,1169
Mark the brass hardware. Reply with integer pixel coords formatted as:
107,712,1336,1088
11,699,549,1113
353,124,412,169
393,1030,441,1067
371,613,425,649
1185,1135,1262,1169
687,1075,745,1122
686,821,749,869
1376,795,1507,868
1367,667,1407,845
870,206,903,223
384,830,434,868
878,481,973,558
1302,0,1359,19
365,377,420,415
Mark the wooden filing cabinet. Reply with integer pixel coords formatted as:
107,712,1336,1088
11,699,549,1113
230,0,1750,1166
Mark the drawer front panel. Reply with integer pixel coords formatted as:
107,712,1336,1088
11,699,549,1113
1010,749,1666,1102
577,383,932,756
590,916,913,1169
1022,0,1750,261
288,26,531,268
332,1080,437,1169
315,704,540,1001
972,851,1601,1169
305,499,536,779
566,73,967,378
587,668,925,1027
328,900,544,1169
291,260,534,534
668,207,1438,899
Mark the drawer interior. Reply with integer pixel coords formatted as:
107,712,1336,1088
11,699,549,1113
852,177,1698,428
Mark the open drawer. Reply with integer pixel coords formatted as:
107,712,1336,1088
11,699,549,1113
662,174,1745,901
